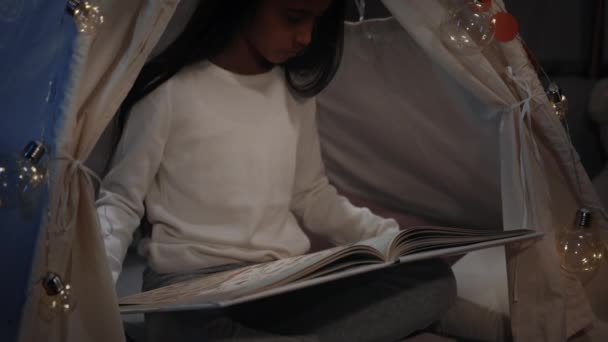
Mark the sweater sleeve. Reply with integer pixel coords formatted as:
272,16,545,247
290,100,399,246
96,82,173,283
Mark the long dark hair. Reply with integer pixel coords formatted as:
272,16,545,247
121,0,345,115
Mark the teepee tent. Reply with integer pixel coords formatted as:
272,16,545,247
10,0,607,341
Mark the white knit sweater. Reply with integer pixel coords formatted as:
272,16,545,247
96,61,398,282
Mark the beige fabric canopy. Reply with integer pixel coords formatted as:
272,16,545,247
18,1,605,341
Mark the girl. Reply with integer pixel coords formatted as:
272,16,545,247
97,0,456,341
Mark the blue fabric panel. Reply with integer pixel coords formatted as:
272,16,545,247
0,1,76,340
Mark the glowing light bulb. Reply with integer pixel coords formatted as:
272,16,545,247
66,0,104,34
17,141,47,193
38,272,76,321
440,1,496,55
557,208,605,274
546,83,568,122
0,141,48,215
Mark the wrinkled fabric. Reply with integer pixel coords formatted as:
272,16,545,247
316,1,603,339
24,0,605,341
19,1,180,342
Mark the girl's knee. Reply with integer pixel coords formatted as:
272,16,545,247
390,258,457,311
434,261,457,312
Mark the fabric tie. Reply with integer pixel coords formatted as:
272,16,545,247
505,65,548,228
504,65,549,302
50,152,101,237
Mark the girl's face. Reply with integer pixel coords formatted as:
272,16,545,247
246,0,332,65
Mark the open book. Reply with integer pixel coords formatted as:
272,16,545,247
119,226,542,314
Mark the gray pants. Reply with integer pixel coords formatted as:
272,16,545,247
143,258,457,342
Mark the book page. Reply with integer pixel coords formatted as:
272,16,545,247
211,246,344,294
391,227,539,260
352,229,401,259
395,232,543,264
119,246,345,307
119,267,244,305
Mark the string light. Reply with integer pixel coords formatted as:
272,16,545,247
0,141,48,214
557,208,605,274
66,0,104,34
546,83,568,122
439,0,496,55
38,272,76,321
